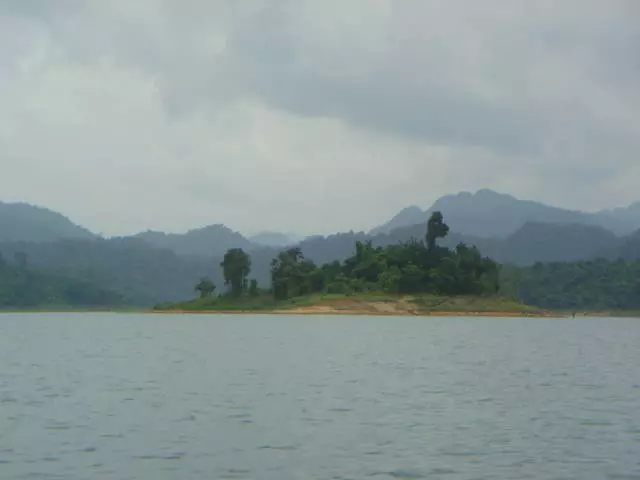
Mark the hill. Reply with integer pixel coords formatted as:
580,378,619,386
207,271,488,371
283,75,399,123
0,253,123,309
371,189,636,237
0,238,214,306
0,201,95,242
369,206,424,236
599,229,640,261
500,258,640,311
133,224,255,257
248,231,300,247
598,202,640,228
497,222,620,265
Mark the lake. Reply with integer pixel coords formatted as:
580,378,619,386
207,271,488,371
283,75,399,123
0,313,639,479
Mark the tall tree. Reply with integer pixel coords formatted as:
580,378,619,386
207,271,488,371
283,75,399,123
426,211,450,251
270,248,320,300
220,248,251,296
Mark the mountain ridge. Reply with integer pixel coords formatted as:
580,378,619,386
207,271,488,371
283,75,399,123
370,189,638,237
0,201,96,243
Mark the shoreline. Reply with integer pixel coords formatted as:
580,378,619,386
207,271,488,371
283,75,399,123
152,307,562,318
153,294,561,317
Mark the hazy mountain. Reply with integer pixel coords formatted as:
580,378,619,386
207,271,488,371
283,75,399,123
133,224,254,257
3,194,638,307
0,252,124,308
497,222,619,265
0,238,215,306
0,201,96,242
369,206,424,236
370,189,635,237
248,231,300,247
597,202,640,231
599,229,640,261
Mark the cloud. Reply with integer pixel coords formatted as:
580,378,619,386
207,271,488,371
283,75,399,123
0,0,638,235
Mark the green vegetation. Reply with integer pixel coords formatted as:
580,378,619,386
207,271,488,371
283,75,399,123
162,212,513,313
195,277,216,298
220,248,252,296
0,238,213,306
3,196,640,314
157,292,540,315
267,212,499,300
500,259,640,311
0,252,124,309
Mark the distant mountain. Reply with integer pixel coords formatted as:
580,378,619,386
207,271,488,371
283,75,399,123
133,224,254,257
599,229,640,261
248,231,300,248
369,206,424,236
597,202,640,231
370,189,635,237
0,238,214,306
497,222,619,265
0,201,96,242
0,253,124,308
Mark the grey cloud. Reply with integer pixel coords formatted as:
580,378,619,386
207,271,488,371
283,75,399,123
0,0,639,234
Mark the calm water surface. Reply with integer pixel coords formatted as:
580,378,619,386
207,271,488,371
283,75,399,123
0,313,639,479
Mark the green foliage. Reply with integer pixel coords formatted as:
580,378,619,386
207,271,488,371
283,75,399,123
195,277,216,298
426,211,450,251
206,213,499,304
0,253,124,309
500,259,640,310
248,279,259,296
270,248,322,300
220,248,251,296
0,238,214,307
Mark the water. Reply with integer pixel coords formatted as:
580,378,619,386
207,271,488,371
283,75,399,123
0,313,639,480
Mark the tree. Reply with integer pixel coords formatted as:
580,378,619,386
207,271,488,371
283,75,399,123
195,277,216,298
248,279,259,296
220,248,251,296
426,211,450,251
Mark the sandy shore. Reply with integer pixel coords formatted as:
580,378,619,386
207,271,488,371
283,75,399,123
156,298,560,317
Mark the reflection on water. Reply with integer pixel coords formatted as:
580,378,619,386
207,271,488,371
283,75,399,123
1,313,639,479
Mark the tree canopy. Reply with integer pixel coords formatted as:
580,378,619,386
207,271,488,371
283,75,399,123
207,212,500,302
220,248,251,296
0,252,124,308
195,277,216,298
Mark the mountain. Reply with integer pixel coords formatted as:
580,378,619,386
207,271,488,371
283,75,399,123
248,231,300,247
0,254,124,308
369,206,424,236
597,202,640,230
0,201,96,242
370,189,635,237
497,222,619,265
0,238,214,306
599,229,640,261
133,224,255,257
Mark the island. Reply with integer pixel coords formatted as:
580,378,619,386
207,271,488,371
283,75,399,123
155,212,553,317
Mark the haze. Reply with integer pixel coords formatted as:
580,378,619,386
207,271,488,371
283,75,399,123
0,1,638,236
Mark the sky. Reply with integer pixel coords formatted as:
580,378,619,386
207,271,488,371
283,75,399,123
0,1,638,237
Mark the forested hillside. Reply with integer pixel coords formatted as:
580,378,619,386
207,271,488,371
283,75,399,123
0,239,215,306
500,260,640,311
2,192,640,310
0,253,123,308
0,202,95,242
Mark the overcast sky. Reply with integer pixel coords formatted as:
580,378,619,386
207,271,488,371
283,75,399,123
1,1,638,236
